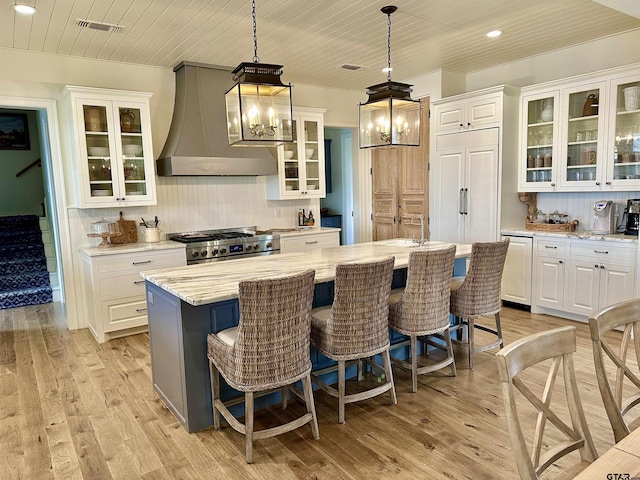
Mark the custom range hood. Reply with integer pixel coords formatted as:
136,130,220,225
156,62,277,176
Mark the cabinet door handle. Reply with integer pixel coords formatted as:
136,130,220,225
459,123,464,129
594,264,599,268
459,189,464,215
558,260,563,264
606,181,611,185
595,182,600,186
467,122,471,128
305,241,318,245
134,280,145,285
551,183,555,187
600,265,605,269
136,308,147,312
594,250,609,254
544,245,558,249
398,204,402,224
133,260,152,265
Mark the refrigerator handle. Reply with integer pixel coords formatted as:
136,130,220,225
464,188,469,215
458,188,464,215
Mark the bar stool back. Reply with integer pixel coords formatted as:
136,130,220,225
310,256,396,423
388,245,457,392
450,238,509,369
207,269,318,463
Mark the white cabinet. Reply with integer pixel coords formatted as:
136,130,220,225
532,238,567,310
532,236,636,319
64,86,157,208
501,235,533,306
279,230,339,253
266,107,326,200
80,245,186,343
434,128,499,244
519,65,640,192
433,94,502,133
565,240,636,316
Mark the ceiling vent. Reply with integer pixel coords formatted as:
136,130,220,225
340,64,366,71
75,19,125,33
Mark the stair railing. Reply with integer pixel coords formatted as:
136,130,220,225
16,158,41,178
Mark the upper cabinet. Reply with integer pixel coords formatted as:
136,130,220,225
434,94,502,133
63,86,156,208
519,65,640,192
266,107,326,200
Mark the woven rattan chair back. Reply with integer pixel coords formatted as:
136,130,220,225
451,239,510,319
589,298,640,443
496,326,598,480
226,269,316,390
389,246,457,335
322,256,395,358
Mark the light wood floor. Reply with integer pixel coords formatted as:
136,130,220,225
0,303,628,479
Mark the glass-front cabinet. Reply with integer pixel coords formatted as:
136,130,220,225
64,86,156,208
607,75,640,187
521,91,559,190
266,107,326,200
558,82,606,190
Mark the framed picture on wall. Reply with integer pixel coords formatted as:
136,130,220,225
0,113,30,150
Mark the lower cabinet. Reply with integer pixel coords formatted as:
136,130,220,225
501,235,533,306
532,236,636,318
279,230,340,253
80,245,186,343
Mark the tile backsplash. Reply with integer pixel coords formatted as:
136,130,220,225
537,191,640,232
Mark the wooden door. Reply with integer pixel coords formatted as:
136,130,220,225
372,98,430,241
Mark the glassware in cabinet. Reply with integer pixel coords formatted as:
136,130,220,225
611,79,640,182
522,94,557,187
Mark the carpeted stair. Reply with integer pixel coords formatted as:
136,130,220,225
0,215,53,309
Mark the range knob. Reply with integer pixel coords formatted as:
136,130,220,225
220,248,227,254
201,250,208,257
253,243,260,250
266,241,272,248
212,248,219,256
192,251,200,258
246,245,253,251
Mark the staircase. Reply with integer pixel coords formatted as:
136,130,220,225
0,215,53,309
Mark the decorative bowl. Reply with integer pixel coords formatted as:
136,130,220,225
88,146,109,156
284,150,295,159
306,148,315,158
122,144,143,156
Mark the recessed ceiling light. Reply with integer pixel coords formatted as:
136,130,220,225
486,30,502,38
14,4,37,14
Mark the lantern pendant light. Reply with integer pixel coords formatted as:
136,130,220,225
225,0,293,147
359,6,421,149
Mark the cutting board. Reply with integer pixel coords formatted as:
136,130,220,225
110,211,138,244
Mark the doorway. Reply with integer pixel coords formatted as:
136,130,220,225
0,96,69,323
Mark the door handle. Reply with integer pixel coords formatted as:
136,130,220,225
398,204,402,224
133,260,151,265
463,188,469,215
305,241,318,245
134,280,145,285
459,189,464,215
594,250,609,254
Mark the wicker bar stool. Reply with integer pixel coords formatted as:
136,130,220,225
310,257,396,424
207,269,318,464
450,239,510,369
388,246,457,393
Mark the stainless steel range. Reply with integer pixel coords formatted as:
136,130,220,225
168,227,280,264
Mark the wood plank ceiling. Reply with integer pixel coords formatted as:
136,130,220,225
2,0,640,90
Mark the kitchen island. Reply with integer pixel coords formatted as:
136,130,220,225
142,239,472,432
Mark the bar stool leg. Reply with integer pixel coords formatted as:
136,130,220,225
245,392,254,463
302,374,320,439
468,319,475,370
495,312,504,349
209,359,221,430
444,328,457,376
410,335,418,393
338,360,346,424
382,349,397,405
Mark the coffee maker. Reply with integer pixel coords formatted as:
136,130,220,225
592,200,616,234
625,199,640,235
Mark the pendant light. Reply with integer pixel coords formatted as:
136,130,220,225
13,1,37,14
225,0,293,147
359,6,421,149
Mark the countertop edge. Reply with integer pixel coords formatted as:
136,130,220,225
501,229,637,243
79,240,186,257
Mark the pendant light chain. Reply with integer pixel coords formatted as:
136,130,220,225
252,0,259,63
386,9,392,82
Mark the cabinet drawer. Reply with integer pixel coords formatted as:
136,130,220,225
569,241,636,263
98,273,147,298
280,232,339,253
96,250,185,274
536,239,567,255
103,298,148,332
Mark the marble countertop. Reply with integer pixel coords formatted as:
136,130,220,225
501,229,637,243
141,239,471,306
263,226,340,237
80,240,186,257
